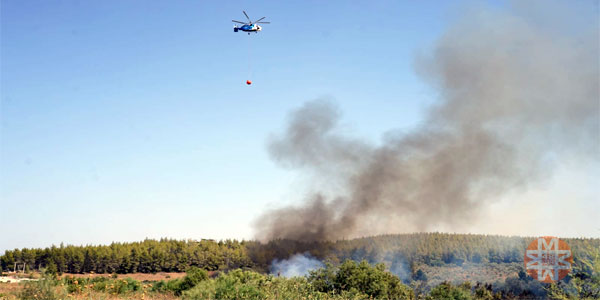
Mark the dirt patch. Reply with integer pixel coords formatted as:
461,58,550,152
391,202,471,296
0,282,20,299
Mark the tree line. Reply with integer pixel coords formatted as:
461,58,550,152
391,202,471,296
1,233,598,276
1,238,253,274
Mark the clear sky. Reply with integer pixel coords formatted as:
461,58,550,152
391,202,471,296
2,1,596,252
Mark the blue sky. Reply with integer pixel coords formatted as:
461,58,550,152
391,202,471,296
1,1,461,251
6,0,595,252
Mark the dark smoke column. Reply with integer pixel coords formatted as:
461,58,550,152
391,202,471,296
254,2,599,242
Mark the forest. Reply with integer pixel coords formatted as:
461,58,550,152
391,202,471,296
2,233,598,275
1,233,599,299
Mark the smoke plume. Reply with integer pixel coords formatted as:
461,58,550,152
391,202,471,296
270,253,324,277
254,2,599,242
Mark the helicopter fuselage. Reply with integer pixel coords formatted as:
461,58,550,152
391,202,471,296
234,24,262,33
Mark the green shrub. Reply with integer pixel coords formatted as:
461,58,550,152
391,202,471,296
179,267,209,292
151,280,168,292
19,277,63,300
309,260,414,300
213,270,265,300
473,284,494,300
44,262,58,276
183,262,413,300
153,266,210,295
90,276,109,284
183,270,266,300
427,281,472,300
166,278,183,292
60,276,142,295
150,278,182,294
92,279,108,292
109,277,141,294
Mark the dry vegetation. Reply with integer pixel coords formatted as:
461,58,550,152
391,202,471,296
59,272,187,282
0,283,21,299
421,262,522,286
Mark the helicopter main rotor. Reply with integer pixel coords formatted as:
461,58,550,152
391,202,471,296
232,10,270,25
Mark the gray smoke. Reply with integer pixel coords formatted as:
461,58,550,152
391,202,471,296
270,253,324,277
254,2,599,242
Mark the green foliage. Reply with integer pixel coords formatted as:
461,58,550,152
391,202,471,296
308,260,413,299
427,281,472,300
180,266,209,291
183,269,266,300
2,234,598,278
112,277,141,294
152,279,182,294
61,275,141,295
2,233,599,299
541,242,600,299
308,262,336,293
182,269,370,300
0,238,253,274
152,266,210,295
43,262,57,276
473,284,494,300
545,283,570,300
19,276,63,300
212,270,266,300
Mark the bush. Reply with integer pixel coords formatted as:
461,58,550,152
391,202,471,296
61,276,81,294
183,270,266,300
182,268,395,300
151,280,167,293
61,276,141,295
19,276,63,300
427,281,472,300
179,267,209,291
473,283,494,300
308,260,414,300
109,277,141,294
44,262,58,276
92,279,108,292
182,279,217,299
153,267,209,295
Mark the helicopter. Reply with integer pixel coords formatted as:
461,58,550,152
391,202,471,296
233,11,270,35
